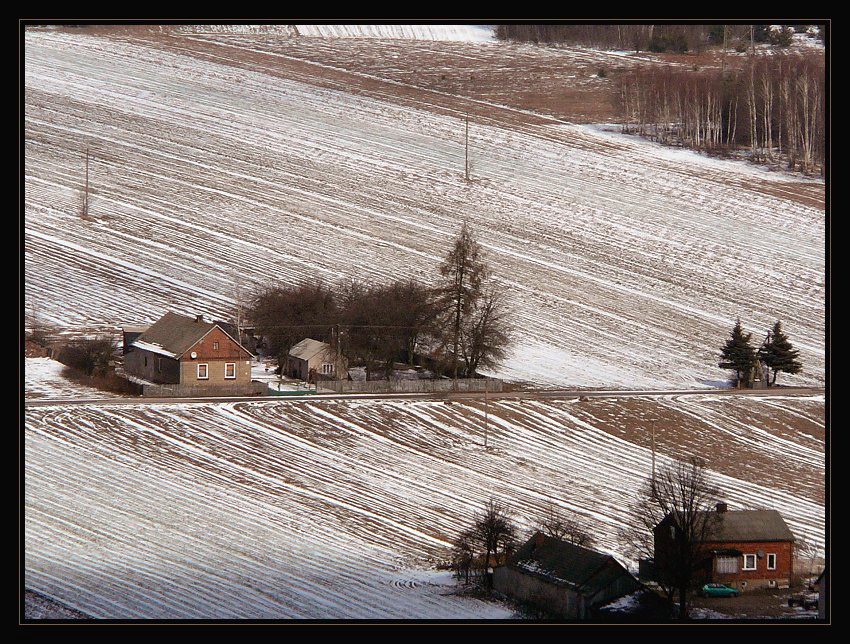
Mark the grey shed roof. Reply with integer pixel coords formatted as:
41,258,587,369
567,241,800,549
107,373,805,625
289,338,330,361
131,312,218,359
702,509,795,542
505,533,634,595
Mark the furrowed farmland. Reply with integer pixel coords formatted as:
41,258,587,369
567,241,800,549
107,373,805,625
26,394,823,618
24,27,824,389
24,25,825,620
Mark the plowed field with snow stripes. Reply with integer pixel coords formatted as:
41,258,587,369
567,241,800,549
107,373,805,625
24,30,824,388
25,395,823,618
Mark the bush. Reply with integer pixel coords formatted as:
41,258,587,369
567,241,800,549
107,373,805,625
648,33,688,53
59,337,116,376
61,366,141,396
770,26,794,47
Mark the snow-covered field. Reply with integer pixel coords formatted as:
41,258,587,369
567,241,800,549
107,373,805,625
25,394,823,618
24,28,824,389
23,28,825,620
294,24,495,42
24,357,120,400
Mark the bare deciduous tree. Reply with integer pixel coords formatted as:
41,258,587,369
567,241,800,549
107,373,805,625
451,499,518,590
458,285,512,377
61,336,117,377
535,505,596,548
249,281,339,364
619,457,720,619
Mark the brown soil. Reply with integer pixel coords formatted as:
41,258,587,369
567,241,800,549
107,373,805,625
35,25,823,210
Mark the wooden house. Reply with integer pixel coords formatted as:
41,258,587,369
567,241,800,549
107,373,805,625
123,312,253,388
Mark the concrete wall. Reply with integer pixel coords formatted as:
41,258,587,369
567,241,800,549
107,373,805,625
140,381,267,397
321,378,503,394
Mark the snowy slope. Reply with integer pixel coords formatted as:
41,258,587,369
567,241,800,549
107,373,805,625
25,357,120,400
25,394,823,618
294,24,495,42
23,30,824,390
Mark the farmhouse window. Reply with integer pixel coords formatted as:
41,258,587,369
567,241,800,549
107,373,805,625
716,556,738,574
742,554,757,570
197,363,209,379
321,363,334,375
767,553,777,570
224,362,236,379
213,341,219,350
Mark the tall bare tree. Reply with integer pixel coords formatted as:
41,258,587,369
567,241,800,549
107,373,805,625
452,499,518,590
534,505,596,548
619,457,720,619
458,285,512,377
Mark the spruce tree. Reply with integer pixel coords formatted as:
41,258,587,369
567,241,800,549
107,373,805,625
719,319,757,387
758,320,802,386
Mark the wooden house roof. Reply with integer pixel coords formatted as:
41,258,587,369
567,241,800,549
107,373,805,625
130,312,250,359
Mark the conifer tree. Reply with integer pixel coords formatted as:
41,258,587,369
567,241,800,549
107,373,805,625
436,222,487,381
719,319,757,387
758,320,803,386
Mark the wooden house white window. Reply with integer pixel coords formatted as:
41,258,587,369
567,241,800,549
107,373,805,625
321,363,334,375
742,554,757,570
767,553,777,570
197,363,209,380
224,362,236,379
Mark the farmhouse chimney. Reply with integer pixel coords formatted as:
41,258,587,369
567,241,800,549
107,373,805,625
716,502,728,513
195,314,204,323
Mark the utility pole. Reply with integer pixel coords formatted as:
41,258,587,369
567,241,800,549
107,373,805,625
83,147,90,218
650,420,657,499
484,377,489,449
464,111,470,182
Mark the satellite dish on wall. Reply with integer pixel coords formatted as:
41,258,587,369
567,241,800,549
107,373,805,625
190,351,198,359
757,550,765,558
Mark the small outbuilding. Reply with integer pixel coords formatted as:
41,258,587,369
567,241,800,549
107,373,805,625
493,532,642,620
285,338,346,382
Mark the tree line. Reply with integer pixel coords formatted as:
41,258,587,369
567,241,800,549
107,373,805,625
614,52,824,174
494,24,821,53
249,223,513,380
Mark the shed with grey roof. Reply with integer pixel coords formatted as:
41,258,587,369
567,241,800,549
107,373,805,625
285,338,347,382
493,532,641,619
